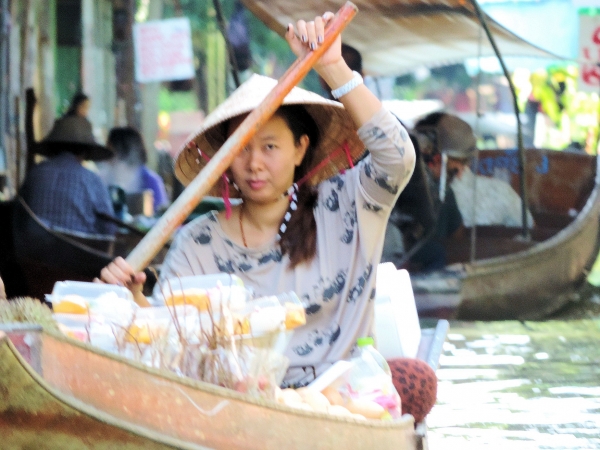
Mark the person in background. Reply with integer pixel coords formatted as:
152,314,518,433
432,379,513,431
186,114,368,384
98,127,170,213
19,115,116,239
384,127,463,272
415,112,534,229
65,92,91,118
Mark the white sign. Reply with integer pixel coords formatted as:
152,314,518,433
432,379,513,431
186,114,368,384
578,15,600,93
134,18,195,83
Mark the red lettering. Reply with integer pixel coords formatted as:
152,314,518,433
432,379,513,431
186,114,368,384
592,26,600,45
582,64,600,85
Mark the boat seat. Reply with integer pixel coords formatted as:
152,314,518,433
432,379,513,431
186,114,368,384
444,232,536,263
12,197,114,300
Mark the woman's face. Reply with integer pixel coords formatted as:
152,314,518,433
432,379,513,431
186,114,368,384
77,99,91,117
228,114,309,204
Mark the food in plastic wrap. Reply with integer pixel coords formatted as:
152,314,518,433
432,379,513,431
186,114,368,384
164,288,210,311
53,294,89,314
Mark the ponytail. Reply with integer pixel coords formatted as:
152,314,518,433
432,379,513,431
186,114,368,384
281,184,318,268
274,105,320,268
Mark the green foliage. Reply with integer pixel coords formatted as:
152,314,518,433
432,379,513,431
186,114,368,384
158,86,198,112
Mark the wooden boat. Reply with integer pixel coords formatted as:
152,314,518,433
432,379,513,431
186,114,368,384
0,320,448,450
412,148,600,320
10,197,114,300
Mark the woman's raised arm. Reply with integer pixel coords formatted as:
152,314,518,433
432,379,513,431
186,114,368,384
285,12,382,128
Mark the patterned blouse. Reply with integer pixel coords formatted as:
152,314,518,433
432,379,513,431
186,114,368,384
154,107,415,386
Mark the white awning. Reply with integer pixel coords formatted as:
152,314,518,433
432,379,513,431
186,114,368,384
241,0,563,76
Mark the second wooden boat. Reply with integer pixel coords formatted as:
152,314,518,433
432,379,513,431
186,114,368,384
412,149,600,320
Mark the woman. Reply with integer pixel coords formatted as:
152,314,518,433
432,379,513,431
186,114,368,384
65,92,91,118
98,127,170,213
100,12,416,387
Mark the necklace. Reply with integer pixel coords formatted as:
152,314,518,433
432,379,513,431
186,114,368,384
239,205,248,248
239,186,298,248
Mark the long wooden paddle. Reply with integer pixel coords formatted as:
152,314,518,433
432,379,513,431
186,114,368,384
126,2,358,272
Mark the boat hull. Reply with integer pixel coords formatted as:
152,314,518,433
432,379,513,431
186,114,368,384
0,327,428,450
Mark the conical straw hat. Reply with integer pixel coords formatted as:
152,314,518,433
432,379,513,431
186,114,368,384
175,74,365,197
36,116,113,161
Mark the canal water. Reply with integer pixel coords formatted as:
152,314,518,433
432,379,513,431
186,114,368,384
426,319,600,449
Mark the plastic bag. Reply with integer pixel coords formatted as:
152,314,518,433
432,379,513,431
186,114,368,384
337,340,402,419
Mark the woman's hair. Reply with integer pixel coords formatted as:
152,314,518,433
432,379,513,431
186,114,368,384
107,127,148,166
273,105,320,268
65,92,89,117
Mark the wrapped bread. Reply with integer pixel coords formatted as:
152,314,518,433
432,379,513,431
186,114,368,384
125,321,168,344
53,294,89,315
346,398,386,419
284,302,306,329
321,385,344,406
295,388,330,413
164,288,210,311
248,305,286,335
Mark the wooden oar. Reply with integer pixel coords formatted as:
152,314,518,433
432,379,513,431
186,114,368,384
126,2,358,272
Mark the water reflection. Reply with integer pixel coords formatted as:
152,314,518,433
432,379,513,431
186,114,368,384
427,320,600,449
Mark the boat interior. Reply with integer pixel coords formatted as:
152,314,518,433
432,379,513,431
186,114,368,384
438,149,597,266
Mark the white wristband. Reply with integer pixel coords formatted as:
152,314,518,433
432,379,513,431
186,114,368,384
331,71,363,100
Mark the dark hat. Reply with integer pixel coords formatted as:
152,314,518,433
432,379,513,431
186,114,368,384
35,116,113,161
436,114,476,159
414,113,476,160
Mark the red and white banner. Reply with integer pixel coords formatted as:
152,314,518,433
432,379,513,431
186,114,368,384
134,18,195,83
578,14,600,93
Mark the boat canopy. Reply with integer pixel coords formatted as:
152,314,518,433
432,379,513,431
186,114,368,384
241,0,562,76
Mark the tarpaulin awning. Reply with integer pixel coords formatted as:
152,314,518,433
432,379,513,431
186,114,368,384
241,0,563,76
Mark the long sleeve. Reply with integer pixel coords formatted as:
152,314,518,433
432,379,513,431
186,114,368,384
357,107,415,209
349,108,416,256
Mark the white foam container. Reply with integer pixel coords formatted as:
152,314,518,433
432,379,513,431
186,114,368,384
49,281,134,305
374,264,421,359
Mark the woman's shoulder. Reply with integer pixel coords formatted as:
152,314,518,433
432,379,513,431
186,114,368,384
179,210,219,234
317,155,370,196
167,210,220,251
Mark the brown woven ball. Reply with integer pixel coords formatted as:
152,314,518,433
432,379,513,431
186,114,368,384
387,358,438,423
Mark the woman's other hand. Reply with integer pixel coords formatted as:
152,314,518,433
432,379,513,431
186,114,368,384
95,257,150,307
285,12,343,75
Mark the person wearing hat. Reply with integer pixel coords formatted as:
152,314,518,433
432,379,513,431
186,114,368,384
415,112,534,229
100,12,416,387
19,115,117,238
